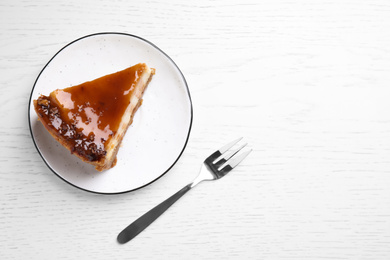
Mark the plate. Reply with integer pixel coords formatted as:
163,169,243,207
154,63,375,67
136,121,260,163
28,32,193,194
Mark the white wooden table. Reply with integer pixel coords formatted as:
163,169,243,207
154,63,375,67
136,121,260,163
2,0,390,259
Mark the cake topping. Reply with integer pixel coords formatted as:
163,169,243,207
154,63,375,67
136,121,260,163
33,63,154,171
35,64,145,162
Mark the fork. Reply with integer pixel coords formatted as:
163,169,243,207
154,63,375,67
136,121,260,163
117,137,251,244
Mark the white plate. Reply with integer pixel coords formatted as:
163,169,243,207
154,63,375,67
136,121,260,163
28,33,193,194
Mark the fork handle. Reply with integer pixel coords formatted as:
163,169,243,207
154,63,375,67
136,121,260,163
117,183,192,244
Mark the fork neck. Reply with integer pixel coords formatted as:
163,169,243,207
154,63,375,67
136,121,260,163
190,176,203,188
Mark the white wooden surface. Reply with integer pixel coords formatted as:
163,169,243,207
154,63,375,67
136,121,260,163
1,0,390,259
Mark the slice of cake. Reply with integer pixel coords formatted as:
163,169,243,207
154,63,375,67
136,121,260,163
34,63,155,171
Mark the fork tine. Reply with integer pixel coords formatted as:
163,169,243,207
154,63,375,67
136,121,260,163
218,137,242,154
205,137,244,164
219,149,252,171
214,143,247,167
227,149,252,169
221,143,247,161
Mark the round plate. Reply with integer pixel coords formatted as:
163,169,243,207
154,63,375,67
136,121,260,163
28,32,193,194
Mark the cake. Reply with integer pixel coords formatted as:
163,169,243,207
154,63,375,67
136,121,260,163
33,63,155,171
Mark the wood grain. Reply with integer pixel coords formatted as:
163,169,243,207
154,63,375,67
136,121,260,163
1,0,390,259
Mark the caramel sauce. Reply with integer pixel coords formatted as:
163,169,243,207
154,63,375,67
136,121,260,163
35,64,145,161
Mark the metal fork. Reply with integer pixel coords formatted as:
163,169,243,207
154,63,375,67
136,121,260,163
117,138,251,244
